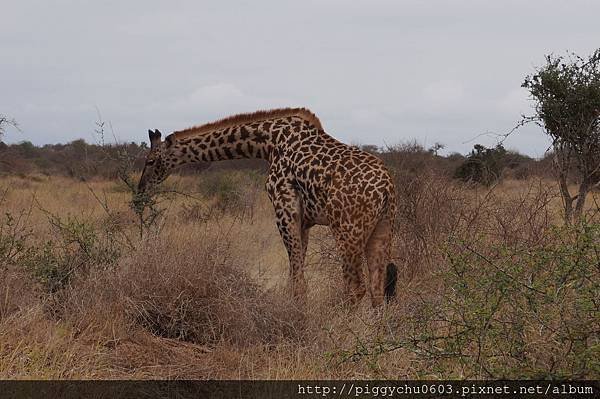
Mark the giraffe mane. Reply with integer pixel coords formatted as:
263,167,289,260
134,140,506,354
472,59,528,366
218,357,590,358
167,107,323,140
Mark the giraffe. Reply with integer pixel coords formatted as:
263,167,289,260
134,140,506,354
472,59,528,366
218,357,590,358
137,108,398,307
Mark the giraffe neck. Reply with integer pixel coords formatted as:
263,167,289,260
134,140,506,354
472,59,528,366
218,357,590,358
165,120,278,167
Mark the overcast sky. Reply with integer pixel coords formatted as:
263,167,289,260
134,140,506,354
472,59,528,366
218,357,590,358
2,0,600,156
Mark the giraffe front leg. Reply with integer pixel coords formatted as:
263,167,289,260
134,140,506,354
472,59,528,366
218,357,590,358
275,217,309,301
269,186,310,302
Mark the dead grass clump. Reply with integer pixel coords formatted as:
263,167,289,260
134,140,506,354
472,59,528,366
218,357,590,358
177,202,213,223
393,171,467,279
0,304,109,378
0,267,41,321
455,179,559,249
117,237,306,347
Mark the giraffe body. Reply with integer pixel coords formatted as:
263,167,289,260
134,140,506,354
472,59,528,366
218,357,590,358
138,108,397,307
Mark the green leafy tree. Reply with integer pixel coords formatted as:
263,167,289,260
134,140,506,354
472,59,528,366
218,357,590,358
522,49,600,223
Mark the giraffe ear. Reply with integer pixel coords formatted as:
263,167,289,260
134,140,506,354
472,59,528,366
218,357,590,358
148,129,162,149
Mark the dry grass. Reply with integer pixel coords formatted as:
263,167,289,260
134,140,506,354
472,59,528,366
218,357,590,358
0,173,598,379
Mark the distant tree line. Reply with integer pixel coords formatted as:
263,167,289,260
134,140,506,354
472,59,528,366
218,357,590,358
0,139,267,180
0,137,552,184
366,142,551,184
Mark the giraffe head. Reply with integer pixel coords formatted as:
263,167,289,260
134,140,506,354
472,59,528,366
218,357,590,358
137,129,171,194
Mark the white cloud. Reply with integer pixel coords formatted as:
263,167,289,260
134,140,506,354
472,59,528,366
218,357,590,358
422,80,466,105
187,83,245,107
497,87,532,115
349,108,388,126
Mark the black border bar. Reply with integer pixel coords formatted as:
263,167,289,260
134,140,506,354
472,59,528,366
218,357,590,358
0,380,598,399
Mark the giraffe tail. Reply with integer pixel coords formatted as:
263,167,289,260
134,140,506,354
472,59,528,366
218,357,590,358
384,263,397,302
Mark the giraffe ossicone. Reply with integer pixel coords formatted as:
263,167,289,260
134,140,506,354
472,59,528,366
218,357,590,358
138,108,398,307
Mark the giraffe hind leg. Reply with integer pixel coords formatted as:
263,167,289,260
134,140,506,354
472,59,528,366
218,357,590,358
340,251,366,305
365,216,395,307
330,224,367,305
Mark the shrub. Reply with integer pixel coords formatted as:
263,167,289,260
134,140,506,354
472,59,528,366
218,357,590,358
24,215,121,292
405,222,600,379
454,144,508,185
0,190,33,268
196,170,262,218
0,211,32,268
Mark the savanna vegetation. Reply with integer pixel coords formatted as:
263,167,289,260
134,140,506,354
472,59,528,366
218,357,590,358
0,144,598,379
0,49,599,380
